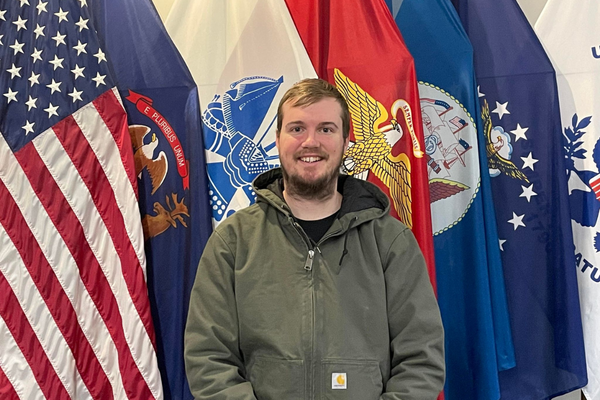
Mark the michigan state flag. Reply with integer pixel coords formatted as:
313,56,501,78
90,0,213,398
166,0,316,226
451,0,588,398
536,2,600,398
392,0,515,398
285,0,438,287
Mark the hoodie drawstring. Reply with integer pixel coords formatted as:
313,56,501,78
338,217,358,266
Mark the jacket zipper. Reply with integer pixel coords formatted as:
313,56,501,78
289,218,316,399
289,215,356,399
304,249,315,271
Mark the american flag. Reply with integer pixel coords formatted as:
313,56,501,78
0,0,163,399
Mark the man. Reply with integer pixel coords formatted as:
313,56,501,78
184,79,445,400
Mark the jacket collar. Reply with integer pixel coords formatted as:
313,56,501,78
252,168,390,226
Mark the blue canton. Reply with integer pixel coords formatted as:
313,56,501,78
0,0,113,152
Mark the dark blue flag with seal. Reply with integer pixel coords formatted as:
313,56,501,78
451,0,588,398
391,0,516,398
89,0,213,398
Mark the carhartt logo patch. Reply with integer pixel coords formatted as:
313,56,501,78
332,373,347,389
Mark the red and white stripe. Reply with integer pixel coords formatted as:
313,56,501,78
0,88,163,399
589,174,600,200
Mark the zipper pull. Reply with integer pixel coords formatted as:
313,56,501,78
304,249,315,271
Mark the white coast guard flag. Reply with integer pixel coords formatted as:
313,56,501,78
536,3,600,399
166,0,317,225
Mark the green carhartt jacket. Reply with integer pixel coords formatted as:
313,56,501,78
185,168,445,400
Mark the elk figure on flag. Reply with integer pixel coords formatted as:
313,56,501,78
89,0,215,397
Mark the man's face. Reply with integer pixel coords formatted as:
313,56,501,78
276,97,348,199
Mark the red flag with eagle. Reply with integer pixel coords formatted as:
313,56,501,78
284,0,437,288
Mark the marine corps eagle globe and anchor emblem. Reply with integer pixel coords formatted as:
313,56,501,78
334,68,422,228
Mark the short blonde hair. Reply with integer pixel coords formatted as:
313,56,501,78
276,78,350,139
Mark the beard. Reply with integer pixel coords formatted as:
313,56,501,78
281,154,342,201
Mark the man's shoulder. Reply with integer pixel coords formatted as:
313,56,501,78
217,202,264,226
361,212,418,258
213,202,271,240
368,211,410,236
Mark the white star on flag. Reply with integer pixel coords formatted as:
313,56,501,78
55,7,69,23
52,31,66,46
508,212,526,231
25,95,38,111
68,88,83,103
71,64,85,79
92,72,106,87
7,63,22,79
499,239,506,251
94,48,107,63
49,55,65,70
31,48,43,63
44,102,59,118
510,123,528,142
478,85,485,98
36,1,48,14
28,71,40,86
46,79,62,94
19,0,29,7
492,101,510,120
0,9,6,20
10,39,25,55
4,88,18,103
73,40,87,55
13,16,28,31
34,24,45,38
521,152,539,171
22,120,35,135
75,16,89,31
520,184,537,202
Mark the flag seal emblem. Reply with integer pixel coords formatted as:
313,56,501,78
419,82,479,233
125,92,190,240
334,68,416,228
202,76,283,223
563,113,600,282
126,90,190,188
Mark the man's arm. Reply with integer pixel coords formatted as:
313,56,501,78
184,231,257,400
381,228,445,400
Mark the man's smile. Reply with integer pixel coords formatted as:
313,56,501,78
299,156,324,163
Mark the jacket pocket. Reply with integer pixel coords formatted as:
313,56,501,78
247,357,304,400
321,359,383,400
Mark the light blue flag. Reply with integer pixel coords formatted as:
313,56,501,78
389,0,515,398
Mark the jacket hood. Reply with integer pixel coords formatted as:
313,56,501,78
252,168,391,224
